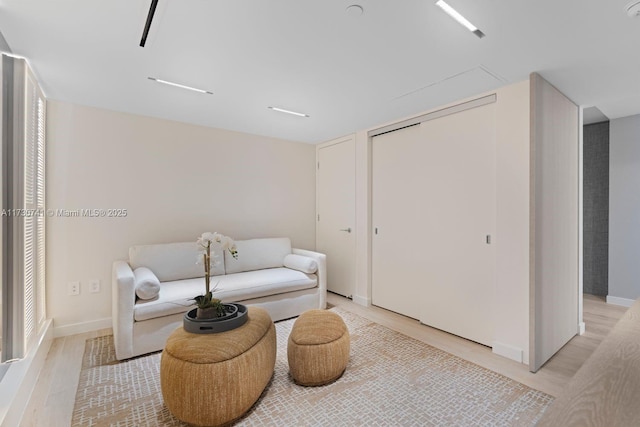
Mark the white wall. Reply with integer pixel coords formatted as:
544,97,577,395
609,114,640,304
529,73,579,371
46,101,316,333
493,80,531,364
349,80,531,363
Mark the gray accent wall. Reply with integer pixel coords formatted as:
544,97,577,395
583,121,609,296
609,114,640,301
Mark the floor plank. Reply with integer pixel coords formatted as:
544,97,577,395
21,294,627,425
21,329,112,427
537,298,640,426
327,293,627,397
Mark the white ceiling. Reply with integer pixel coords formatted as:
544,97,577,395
583,106,609,125
1,0,638,143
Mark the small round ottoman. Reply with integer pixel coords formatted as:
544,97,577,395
160,306,276,427
287,309,350,386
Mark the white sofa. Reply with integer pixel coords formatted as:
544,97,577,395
112,237,326,360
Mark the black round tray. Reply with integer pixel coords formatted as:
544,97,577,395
183,303,248,334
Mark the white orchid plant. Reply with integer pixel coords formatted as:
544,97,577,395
193,232,238,314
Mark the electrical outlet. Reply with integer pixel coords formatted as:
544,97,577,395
68,281,80,296
90,279,101,293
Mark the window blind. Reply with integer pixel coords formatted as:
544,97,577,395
1,56,47,360
23,71,39,347
36,97,46,326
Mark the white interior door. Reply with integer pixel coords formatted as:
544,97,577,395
372,103,496,346
371,124,424,319
417,104,496,347
316,136,356,298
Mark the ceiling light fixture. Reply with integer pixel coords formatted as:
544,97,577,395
140,0,159,47
148,77,213,94
268,106,310,117
435,0,485,38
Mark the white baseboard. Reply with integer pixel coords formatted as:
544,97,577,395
492,341,523,363
606,296,635,308
0,320,53,427
53,317,112,338
579,322,586,335
352,295,370,307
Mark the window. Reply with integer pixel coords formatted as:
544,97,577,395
1,55,46,362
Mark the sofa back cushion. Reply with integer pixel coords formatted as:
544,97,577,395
224,237,292,274
129,241,226,282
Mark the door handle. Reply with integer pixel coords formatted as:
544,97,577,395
340,228,352,233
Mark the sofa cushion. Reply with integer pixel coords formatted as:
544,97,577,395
134,267,161,300
134,279,201,322
129,241,226,282
133,268,317,322
214,268,316,302
283,254,318,274
224,237,292,274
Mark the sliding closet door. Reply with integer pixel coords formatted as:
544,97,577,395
371,124,423,319
417,104,496,346
372,102,496,346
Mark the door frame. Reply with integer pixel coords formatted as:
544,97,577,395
316,134,357,298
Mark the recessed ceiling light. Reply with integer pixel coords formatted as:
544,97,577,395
268,106,310,118
435,0,485,38
147,77,213,94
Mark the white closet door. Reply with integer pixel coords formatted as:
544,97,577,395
372,124,423,319
417,104,496,347
372,103,496,346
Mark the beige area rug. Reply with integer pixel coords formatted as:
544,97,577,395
72,308,553,426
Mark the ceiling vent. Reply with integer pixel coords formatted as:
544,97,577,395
627,1,640,17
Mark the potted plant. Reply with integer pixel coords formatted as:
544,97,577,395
193,232,238,320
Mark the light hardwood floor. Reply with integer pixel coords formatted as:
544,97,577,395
20,294,627,426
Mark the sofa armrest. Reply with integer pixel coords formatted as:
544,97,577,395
112,260,136,360
292,248,327,309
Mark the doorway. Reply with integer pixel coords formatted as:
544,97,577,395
316,135,356,298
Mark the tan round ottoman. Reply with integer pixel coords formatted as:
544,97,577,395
287,309,350,386
160,306,276,427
